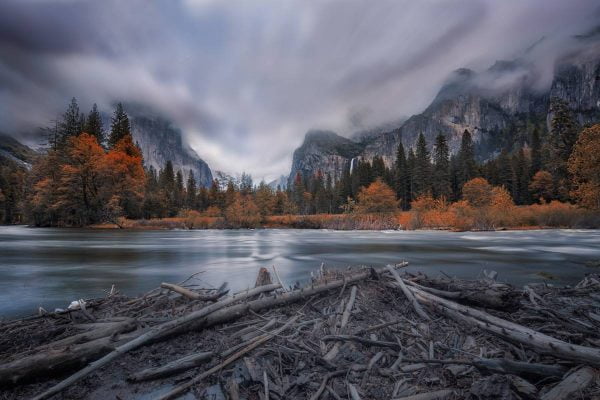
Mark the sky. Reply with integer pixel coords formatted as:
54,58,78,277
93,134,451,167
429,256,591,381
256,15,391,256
0,0,599,181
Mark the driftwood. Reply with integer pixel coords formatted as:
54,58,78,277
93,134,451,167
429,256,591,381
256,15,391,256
255,267,273,287
392,389,454,400
409,274,520,310
386,265,431,320
128,351,214,382
157,315,300,400
2,266,598,400
0,330,142,386
405,284,600,366
160,283,226,302
32,283,281,400
324,285,357,361
541,367,596,400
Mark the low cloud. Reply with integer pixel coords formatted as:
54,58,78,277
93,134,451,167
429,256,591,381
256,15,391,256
0,0,598,180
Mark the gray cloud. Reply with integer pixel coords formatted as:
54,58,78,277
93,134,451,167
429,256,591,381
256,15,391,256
0,0,598,180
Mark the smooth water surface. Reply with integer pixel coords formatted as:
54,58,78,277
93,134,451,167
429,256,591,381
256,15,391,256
1,226,599,317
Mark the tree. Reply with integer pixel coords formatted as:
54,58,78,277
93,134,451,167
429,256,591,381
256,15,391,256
101,135,146,219
412,133,432,198
240,172,253,195
462,177,493,207
529,170,554,203
186,170,197,209
225,193,261,228
57,133,105,225
530,126,542,174
108,103,131,148
254,181,275,216
85,103,104,146
568,124,600,209
432,133,451,199
59,97,83,144
355,179,398,213
394,142,410,209
548,98,579,200
511,149,531,205
457,129,477,187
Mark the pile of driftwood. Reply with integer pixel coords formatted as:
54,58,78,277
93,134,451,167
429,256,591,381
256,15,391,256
1,263,599,400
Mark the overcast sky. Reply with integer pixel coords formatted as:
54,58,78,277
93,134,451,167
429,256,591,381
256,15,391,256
0,0,598,181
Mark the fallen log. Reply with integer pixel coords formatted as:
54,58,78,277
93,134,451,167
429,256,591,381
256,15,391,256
0,330,142,386
39,318,137,349
32,283,281,400
157,315,300,400
409,275,520,310
541,367,597,400
321,335,401,351
160,283,226,302
405,285,600,366
386,265,431,320
128,351,214,382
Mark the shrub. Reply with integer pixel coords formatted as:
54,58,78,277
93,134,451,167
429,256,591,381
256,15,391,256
224,194,261,228
355,179,398,214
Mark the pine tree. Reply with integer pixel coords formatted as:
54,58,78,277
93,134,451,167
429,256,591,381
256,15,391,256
407,149,416,202
548,98,579,200
59,97,82,145
457,129,477,187
186,170,197,209
108,103,131,148
412,133,432,197
432,133,450,199
174,170,184,210
394,142,410,209
337,165,352,208
371,156,386,179
530,126,542,174
85,103,104,146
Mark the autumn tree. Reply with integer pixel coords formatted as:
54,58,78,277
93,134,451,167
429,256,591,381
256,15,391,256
355,179,398,213
529,170,554,203
568,124,600,209
225,193,261,228
462,177,493,207
108,103,131,148
254,181,275,216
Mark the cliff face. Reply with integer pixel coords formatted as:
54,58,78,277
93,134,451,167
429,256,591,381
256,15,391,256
126,111,213,187
288,41,600,182
288,130,364,186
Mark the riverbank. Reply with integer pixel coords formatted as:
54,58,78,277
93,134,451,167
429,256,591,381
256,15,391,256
88,201,600,231
1,266,599,399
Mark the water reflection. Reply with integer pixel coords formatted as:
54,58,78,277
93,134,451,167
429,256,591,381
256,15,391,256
0,226,599,317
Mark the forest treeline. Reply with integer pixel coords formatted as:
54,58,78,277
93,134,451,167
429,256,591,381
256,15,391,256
0,97,599,228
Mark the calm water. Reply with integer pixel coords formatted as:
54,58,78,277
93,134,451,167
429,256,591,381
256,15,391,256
1,226,599,317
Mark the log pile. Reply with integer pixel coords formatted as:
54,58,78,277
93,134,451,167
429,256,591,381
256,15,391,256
0,264,599,399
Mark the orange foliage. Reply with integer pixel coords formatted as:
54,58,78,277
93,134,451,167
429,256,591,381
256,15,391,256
529,171,554,203
355,179,398,213
462,177,493,207
225,194,261,228
568,124,600,209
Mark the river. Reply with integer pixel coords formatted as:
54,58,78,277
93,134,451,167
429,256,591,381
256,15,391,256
1,226,599,317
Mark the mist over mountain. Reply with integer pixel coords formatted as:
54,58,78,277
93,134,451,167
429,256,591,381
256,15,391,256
288,35,600,184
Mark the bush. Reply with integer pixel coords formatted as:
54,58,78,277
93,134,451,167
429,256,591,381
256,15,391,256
224,194,261,228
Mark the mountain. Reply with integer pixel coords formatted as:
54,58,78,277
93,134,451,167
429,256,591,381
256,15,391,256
0,133,37,169
123,107,213,187
268,175,288,190
288,130,364,186
288,38,600,183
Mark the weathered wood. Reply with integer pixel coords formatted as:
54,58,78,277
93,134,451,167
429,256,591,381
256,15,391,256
128,351,214,381
0,330,142,386
392,389,454,400
156,315,300,400
32,283,281,400
160,282,223,301
385,265,431,320
321,335,401,350
408,286,600,366
324,285,357,361
40,318,137,349
471,357,567,378
255,267,273,287
541,367,596,400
